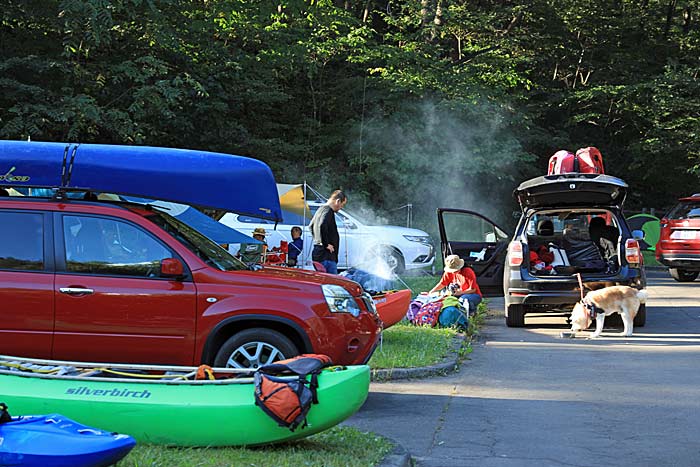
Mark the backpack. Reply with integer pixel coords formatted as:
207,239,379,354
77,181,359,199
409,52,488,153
438,305,469,329
575,147,605,174
254,354,333,431
411,300,443,327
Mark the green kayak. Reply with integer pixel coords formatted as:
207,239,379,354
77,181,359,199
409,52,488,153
0,356,369,447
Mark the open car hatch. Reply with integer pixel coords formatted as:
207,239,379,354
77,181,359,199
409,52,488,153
515,174,628,210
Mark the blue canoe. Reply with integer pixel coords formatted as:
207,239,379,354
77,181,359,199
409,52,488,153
0,140,283,222
0,414,135,467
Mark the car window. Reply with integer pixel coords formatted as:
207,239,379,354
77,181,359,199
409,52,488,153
667,201,700,219
527,212,618,238
442,212,508,243
237,215,275,224
0,212,44,271
63,215,171,277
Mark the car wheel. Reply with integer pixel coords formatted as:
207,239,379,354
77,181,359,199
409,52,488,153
634,304,646,327
214,328,298,369
605,313,623,327
505,304,525,327
378,247,405,275
669,268,699,282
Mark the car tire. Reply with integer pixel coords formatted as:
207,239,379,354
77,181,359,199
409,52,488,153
214,328,298,369
669,268,699,282
505,304,525,327
634,304,646,327
605,313,623,327
377,247,405,275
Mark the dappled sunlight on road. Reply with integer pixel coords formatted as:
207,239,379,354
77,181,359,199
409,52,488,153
485,337,700,350
367,383,700,404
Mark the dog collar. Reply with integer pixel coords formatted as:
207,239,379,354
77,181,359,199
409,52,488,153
583,298,605,321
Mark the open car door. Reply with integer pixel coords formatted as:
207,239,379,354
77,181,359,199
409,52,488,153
437,209,510,297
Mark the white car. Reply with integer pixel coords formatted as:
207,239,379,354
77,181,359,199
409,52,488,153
219,200,434,273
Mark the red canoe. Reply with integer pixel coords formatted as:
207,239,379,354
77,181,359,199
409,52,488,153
373,289,412,328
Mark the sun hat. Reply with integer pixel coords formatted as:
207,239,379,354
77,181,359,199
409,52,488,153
443,254,465,273
252,227,267,237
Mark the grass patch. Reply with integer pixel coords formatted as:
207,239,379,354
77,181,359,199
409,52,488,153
120,426,392,467
369,322,459,369
370,268,488,368
397,274,439,295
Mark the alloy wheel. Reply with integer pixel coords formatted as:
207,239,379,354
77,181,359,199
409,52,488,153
226,342,286,369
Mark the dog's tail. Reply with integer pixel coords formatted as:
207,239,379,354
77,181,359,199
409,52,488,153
636,289,648,303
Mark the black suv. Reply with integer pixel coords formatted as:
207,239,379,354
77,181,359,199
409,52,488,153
438,174,647,327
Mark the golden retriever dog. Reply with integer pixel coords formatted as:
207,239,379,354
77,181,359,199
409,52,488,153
570,286,648,338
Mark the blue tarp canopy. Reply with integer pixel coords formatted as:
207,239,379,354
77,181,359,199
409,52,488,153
171,205,260,245
0,141,282,222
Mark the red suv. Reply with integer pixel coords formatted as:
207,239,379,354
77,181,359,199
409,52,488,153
656,193,700,282
0,197,382,367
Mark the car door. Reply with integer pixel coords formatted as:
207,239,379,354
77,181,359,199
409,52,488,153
53,212,198,365
0,209,54,358
437,209,510,296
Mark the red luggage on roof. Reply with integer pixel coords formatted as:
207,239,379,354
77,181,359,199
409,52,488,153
547,147,605,175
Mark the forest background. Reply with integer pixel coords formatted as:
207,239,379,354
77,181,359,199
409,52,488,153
1,0,698,234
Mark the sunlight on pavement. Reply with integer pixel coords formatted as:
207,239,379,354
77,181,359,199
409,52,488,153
485,338,700,349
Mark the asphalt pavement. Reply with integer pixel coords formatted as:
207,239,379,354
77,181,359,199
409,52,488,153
347,270,700,467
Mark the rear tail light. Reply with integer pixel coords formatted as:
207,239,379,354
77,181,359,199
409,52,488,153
625,239,642,265
508,241,523,266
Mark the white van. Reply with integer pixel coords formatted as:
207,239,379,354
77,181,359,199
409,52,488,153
220,198,434,274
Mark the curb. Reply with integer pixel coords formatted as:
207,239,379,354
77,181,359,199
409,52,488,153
645,265,667,271
377,437,412,467
370,333,466,382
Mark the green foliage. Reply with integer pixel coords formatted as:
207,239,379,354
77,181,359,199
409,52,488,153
1,0,698,217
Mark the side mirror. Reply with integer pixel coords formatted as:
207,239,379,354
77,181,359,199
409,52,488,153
346,221,357,230
161,258,185,278
631,230,645,241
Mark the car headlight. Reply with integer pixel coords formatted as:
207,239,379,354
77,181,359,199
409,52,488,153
403,235,431,244
322,285,361,318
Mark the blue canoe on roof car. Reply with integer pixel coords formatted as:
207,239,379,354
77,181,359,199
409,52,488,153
0,412,135,467
0,140,283,222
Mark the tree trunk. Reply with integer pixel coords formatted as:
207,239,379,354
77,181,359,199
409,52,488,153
638,0,650,32
431,0,444,41
421,0,434,27
664,0,677,38
363,0,372,23
683,6,692,34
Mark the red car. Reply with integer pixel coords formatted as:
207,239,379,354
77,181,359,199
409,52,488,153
656,193,700,282
0,197,381,368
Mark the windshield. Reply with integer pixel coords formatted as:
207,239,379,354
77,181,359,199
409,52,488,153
146,210,246,271
308,203,366,226
668,201,700,220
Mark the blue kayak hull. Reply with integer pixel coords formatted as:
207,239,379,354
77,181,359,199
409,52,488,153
0,140,283,221
0,414,135,467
